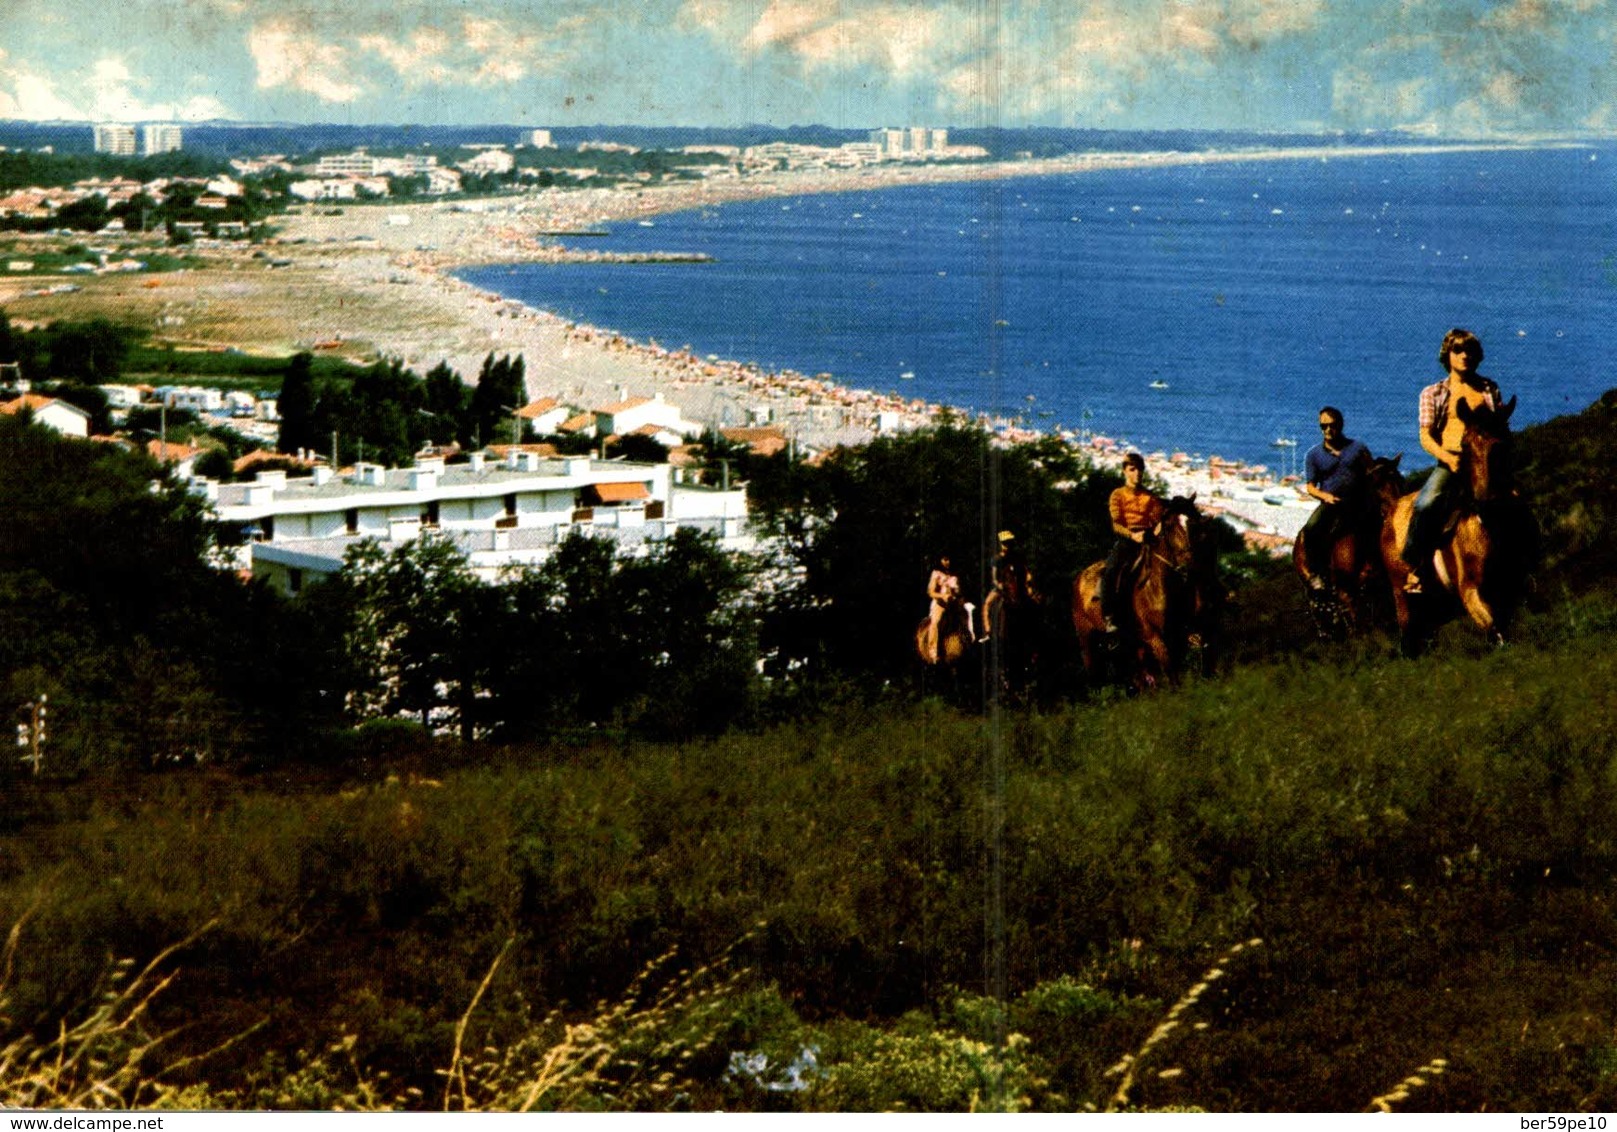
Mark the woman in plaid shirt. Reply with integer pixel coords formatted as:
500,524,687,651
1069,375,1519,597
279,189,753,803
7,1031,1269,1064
1401,328,1503,594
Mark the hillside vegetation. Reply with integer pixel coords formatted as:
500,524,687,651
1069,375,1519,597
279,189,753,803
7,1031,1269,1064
2,391,1615,1111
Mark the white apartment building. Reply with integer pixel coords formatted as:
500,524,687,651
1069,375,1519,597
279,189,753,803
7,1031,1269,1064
867,126,950,160
316,151,380,177
374,154,439,176
459,148,515,175
93,124,137,156
141,124,183,156
527,129,554,148
201,451,751,592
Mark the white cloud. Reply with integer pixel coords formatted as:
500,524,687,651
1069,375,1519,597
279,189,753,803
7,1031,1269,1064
358,27,454,85
0,46,85,120
248,17,364,103
732,0,952,76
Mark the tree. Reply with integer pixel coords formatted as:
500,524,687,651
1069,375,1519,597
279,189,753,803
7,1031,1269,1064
47,319,130,381
466,353,526,449
276,352,318,455
423,361,468,447
0,414,339,769
331,534,483,735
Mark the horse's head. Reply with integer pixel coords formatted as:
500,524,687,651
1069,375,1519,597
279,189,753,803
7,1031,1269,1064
1367,454,1405,513
1455,395,1516,502
1164,494,1220,573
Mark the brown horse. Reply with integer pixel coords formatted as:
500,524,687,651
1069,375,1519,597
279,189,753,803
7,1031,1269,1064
1380,396,1533,652
1073,495,1221,691
914,594,975,670
983,562,1041,696
1293,454,1405,639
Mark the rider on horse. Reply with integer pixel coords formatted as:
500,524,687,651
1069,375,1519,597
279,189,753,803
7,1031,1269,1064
1101,451,1166,635
981,530,1030,642
1402,328,1506,595
922,553,962,664
1301,405,1372,593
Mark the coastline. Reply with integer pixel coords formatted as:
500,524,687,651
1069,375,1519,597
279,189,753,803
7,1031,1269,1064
1,141,1541,544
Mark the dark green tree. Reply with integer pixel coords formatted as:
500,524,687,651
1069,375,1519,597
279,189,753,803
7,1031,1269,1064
46,319,130,381
466,353,525,449
276,351,319,455
423,361,469,447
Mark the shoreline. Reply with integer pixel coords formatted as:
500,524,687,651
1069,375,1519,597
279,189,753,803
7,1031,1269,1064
2,140,1548,544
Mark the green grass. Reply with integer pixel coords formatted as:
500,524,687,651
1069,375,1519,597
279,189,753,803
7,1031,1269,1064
4,595,1617,1110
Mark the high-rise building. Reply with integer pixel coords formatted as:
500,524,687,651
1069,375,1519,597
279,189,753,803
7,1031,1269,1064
93,124,138,156
527,129,554,148
869,127,906,157
140,124,183,156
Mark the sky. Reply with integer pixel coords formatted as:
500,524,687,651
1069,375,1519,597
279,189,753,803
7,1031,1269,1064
0,0,1614,136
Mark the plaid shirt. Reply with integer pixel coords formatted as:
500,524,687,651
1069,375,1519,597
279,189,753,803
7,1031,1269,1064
1419,376,1501,444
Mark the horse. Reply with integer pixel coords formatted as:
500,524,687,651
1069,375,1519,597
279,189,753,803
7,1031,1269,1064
1293,454,1405,639
982,566,1040,698
1072,495,1222,691
1380,395,1534,653
914,594,976,668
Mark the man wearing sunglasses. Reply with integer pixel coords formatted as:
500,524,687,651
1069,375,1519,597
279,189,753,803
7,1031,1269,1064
1300,406,1371,592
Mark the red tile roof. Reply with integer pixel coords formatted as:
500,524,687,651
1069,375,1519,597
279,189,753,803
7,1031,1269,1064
515,397,562,419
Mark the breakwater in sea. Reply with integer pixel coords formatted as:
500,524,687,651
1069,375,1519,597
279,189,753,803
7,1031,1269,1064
459,144,1617,471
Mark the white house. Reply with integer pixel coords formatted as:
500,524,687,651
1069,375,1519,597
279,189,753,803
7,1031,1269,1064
515,397,571,436
593,391,702,444
200,450,751,593
0,394,90,438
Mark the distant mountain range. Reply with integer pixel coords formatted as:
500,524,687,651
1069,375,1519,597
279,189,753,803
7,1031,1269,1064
0,120,1472,161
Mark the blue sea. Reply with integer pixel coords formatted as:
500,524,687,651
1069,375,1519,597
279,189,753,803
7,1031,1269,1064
457,146,1617,469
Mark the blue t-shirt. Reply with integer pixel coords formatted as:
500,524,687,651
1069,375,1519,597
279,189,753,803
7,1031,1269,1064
1306,438,1368,499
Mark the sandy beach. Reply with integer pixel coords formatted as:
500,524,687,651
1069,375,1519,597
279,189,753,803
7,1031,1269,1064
2,141,1532,546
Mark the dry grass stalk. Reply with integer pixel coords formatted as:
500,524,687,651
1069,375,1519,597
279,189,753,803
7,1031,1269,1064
0,917,236,1109
1103,936,1263,1112
1366,1056,1449,1112
443,935,515,1111
449,926,762,1112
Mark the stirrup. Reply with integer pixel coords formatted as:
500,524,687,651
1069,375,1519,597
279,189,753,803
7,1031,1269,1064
1402,573,1423,595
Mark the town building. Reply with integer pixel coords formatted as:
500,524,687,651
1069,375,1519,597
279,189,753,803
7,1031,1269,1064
140,124,183,156
200,451,751,592
93,124,137,156
526,129,554,148
593,391,702,444
315,151,379,177
0,394,91,438
515,397,571,437
458,148,515,175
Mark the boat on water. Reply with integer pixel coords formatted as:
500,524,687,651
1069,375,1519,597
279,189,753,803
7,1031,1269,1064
1272,436,1298,448
1148,380,1170,390
899,371,915,380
